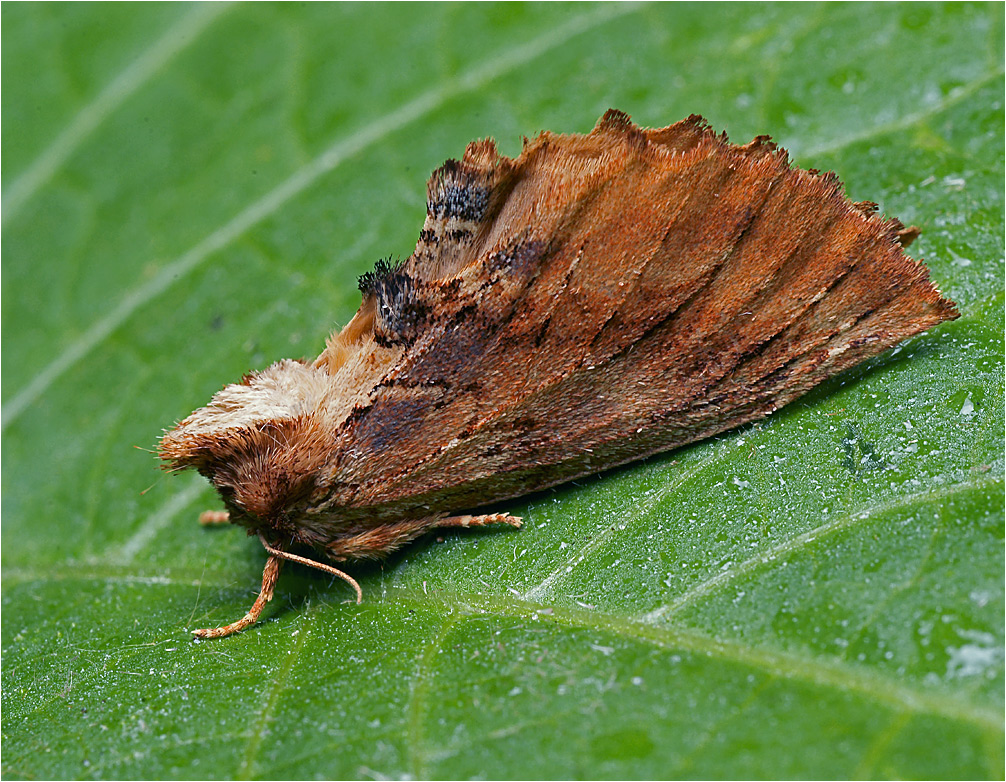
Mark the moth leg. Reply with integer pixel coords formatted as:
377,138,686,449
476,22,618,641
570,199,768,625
325,517,445,561
198,510,230,525
324,514,523,562
192,554,283,639
433,513,523,530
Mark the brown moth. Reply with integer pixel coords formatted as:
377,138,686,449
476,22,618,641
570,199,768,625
160,110,959,638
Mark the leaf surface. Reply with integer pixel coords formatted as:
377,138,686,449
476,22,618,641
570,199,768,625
3,4,1003,779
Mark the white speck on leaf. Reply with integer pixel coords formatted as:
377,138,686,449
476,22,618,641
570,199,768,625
946,629,1003,679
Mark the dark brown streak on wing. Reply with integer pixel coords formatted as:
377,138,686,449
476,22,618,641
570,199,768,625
387,122,784,455
649,171,865,405
329,236,554,504
440,136,792,460
724,226,957,395
586,144,789,367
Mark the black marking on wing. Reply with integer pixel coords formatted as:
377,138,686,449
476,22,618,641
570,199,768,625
358,256,403,295
371,268,429,346
427,183,491,221
427,159,491,222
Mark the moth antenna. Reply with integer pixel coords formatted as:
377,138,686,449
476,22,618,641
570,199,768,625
257,533,363,604
191,535,363,639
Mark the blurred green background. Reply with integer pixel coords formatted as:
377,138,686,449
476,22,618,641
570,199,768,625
3,3,1003,779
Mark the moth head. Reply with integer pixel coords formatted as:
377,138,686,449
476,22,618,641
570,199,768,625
159,359,334,530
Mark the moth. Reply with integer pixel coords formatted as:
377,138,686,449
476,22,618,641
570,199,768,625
160,110,959,638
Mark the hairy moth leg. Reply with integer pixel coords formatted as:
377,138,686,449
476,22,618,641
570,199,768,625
198,510,230,525
193,553,283,639
325,513,523,561
433,513,523,530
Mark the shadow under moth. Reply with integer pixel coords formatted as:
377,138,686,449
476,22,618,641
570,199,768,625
160,110,959,638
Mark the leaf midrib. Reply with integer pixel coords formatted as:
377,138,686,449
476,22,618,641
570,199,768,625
6,551,1000,740
6,593,999,768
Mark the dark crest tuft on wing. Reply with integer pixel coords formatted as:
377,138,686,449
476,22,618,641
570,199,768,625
358,256,403,295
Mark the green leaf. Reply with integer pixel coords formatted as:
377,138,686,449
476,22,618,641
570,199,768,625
3,3,1002,779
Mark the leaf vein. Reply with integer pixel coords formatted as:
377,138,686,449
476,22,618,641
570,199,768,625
644,474,1003,622
801,69,1005,159
0,2,642,431
0,3,232,223
237,608,314,780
